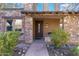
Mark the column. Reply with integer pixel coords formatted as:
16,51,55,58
63,15,79,44
55,3,59,11
24,3,33,11
24,16,33,44
43,3,48,11
33,3,37,12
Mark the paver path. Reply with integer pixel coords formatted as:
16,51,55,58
25,40,49,56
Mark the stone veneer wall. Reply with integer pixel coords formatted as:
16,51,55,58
24,3,33,11
0,18,6,32
64,15,79,44
0,10,23,31
24,16,33,43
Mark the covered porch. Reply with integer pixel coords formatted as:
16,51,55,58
33,15,61,39
22,11,79,44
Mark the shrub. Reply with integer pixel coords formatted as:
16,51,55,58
71,46,79,56
0,31,20,56
51,28,70,48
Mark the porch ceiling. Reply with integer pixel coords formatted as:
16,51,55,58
21,11,79,18
31,14,63,18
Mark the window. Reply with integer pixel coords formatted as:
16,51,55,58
48,3,55,11
15,19,22,31
37,3,43,11
6,19,22,31
6,19,13,31
38,23,40,33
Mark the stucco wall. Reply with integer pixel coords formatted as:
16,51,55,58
43,18,60,36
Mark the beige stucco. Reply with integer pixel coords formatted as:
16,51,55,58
43,18,60,37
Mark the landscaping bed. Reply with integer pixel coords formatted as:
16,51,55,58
45,28,77,56
13,33,31,56
13,43,31,56
47,44,76,56
0,31,31,56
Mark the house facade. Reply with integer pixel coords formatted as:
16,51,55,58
0,3,79,44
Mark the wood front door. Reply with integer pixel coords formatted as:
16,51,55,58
35,21,43,39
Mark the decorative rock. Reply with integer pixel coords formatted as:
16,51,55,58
21,54,25,56
18,52,21,54
60,53,64,56
47,44,76,56
23,50,26,52
13,43,30,56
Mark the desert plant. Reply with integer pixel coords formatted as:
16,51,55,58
51,28,70,48
71,46,79,56
0,32,6,55
0,31,20,56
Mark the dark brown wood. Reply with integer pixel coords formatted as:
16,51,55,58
21,11,79,18
21,11,79,14
2,16,24,19
35,20,43,39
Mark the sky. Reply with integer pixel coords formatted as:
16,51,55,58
37,3,55,11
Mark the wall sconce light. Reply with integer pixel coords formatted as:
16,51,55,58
45,24,48,28
60,24,62,28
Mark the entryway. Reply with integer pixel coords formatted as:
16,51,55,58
33,18,60,40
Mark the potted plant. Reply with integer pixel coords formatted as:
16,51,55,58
51,28,70,48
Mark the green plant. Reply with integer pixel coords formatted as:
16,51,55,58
0,32,6,55
0,31,20,56
51,28,70,48
71,46,79,56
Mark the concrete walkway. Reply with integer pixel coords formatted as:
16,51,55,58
25,40,49,56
